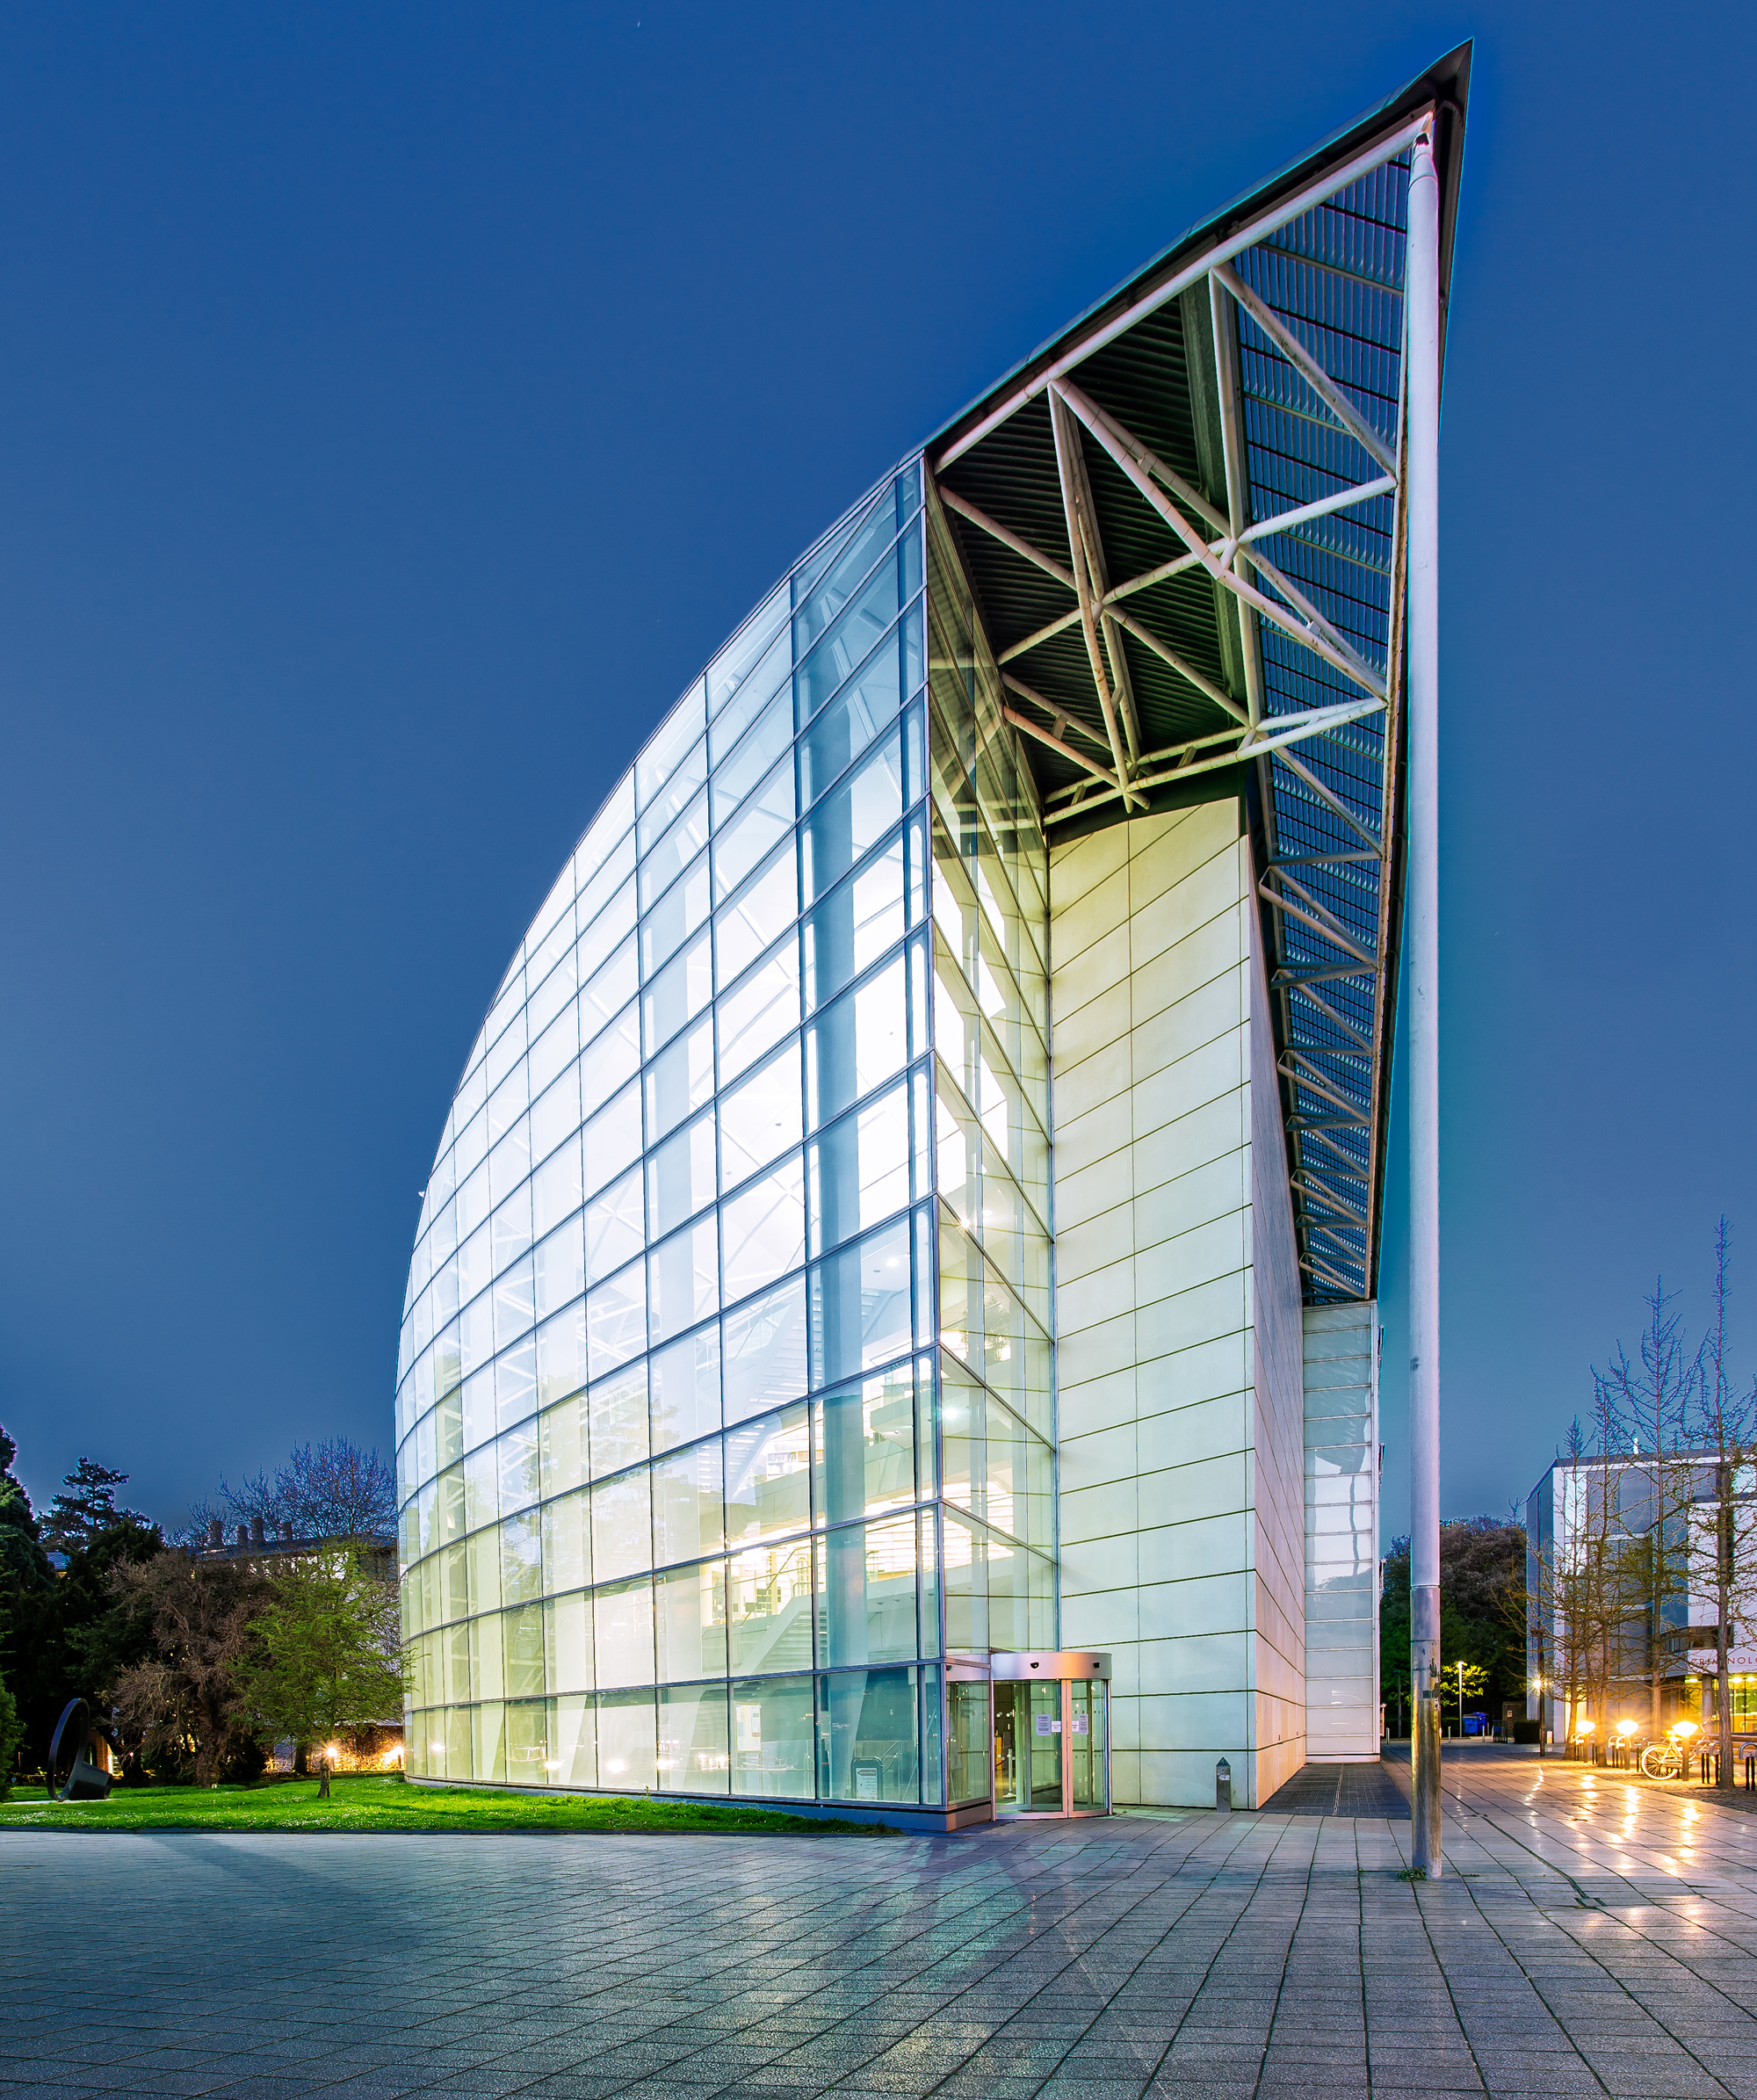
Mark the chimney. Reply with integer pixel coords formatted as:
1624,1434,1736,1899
235,1523,249,1549
250,1515,265,1546
208,1519,223,1550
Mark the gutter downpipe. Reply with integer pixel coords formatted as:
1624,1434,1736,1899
1406,117,1443,1878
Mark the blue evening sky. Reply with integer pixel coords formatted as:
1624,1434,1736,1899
4,3,1752,1539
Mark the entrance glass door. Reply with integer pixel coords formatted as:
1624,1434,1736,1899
990,1655,1110,1816
1068,1678,1106,1811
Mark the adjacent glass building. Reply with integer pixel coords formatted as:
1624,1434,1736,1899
394,49,1469,1822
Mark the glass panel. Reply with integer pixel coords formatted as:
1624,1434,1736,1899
728,1541,814,1676
466,1437,497,1529
636,694,706,829
647,1112,716,1242
794,496,897,656
721,1155,806,1305
593,1582,655,1692
947,1680,990,1807
531,1137,582,1240
801,829,906,1015
495,1339,537,1433
649,1322,722,1455
597,1686,658,1788
807,1083,909,1256
644,1014,714,1144
805,953,907,1132
1069,1681,1106,1811
591,1467,653,1583
503,1604,546,1698
993,1681,1022,1813
652,1438,725,1568
581,1001,641,1119
640,918,712,1044
731,1674,815,1799
718,1040,803,1191
493,1255,535,1352
721,1277,808,1426
797,626,900,807
717,941,800,1087
813,1363,916,1527
581,931,640,1042
657,1681,732,1794
810,1213,914,1392
707,583,789,727
531,1301,588,1419
654,1561,728,1684
710,685,792,827
575,859,636,984
585,1167,644,1287
1027,1681,1063,1809
546,1592,594,1694
800,726,905,906
638,869,713,991
943,1510,986,1654
713,843,798,990
497,1422,539,1516
540,1395,588,1498
638,796,710,913
528,1000,579,1100
553,1691,597,1787
647,1215,719,1347
796,555,900,722
541,1488,589,1594
818,1666,919,1805
490,1178,532,1267
725,1405,811,1546
575,777,635,890
816,1517,919,1668
501,1510,542,1604
586,1260,647,1379
712,755,795,902
472,1699,506,1785
589,1360,649,1478
582,1077,643,1200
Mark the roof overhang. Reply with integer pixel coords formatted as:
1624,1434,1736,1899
922,43,1470,1307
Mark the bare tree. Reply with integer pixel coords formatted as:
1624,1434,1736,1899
186,1437,395,1546
109,1555,271,1785
1597,1283,1698,1735
1689,1218,1757,1783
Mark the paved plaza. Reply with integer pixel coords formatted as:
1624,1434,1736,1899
10,1749,1757,2099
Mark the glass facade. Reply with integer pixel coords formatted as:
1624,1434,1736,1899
394,460,1054,1811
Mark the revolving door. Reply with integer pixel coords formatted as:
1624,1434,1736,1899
991,1652,1110,1817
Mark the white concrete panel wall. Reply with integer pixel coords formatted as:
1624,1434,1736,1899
1248,925,1308,1803
1303,1302,1381,1759
1050,800,1305,1808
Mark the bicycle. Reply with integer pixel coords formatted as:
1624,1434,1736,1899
1638,1722,1700,1780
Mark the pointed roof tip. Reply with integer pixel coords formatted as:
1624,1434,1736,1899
930,40,1475,465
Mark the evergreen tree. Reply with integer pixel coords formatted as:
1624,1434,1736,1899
42,1458,148,1554
0,1426,53,1771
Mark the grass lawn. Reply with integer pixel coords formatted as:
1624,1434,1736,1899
0,1772,893,1836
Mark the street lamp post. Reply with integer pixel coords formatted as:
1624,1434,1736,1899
1406,112,1444,1879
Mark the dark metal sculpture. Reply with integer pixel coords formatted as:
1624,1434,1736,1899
47,1699,114,1802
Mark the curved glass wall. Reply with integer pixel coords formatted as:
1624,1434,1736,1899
393,460,1054,1811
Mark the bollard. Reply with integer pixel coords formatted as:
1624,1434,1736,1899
1216,1757,1232,1812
